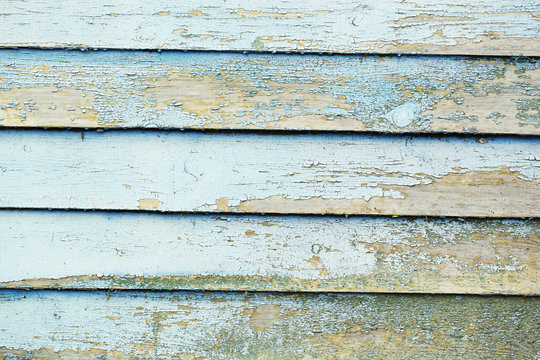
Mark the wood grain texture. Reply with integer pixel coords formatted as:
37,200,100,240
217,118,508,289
0,130,539,217
1,210,538,294
1,0,539,56
1,50,539,134
0,290,538,359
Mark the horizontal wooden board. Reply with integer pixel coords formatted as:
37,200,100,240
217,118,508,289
1,0,539,56
0,290,538,359
2,210,538,294
1,50,539,134
0,130,539,217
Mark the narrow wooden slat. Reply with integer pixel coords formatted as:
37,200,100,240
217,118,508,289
0,290,538,359
1,0,539,56
0,130,538,217
1,210,538,294
1,50,539,134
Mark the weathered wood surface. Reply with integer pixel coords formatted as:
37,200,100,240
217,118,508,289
1,0,539,56
0,130,539,217
1,50,539,134
0,290,538,359
1,210,538,294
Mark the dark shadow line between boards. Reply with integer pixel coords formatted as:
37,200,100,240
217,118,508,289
1,206,538,221
1,287,537,298
1,125,540,141
0,45,538,61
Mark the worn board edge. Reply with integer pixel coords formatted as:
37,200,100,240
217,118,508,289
1,50,539,134
1,0,540,56
1,210,538,295
0,289,538,359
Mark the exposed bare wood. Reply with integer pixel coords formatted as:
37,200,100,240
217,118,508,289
1,50,538,134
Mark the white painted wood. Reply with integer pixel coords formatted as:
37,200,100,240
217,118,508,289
0,290,538,359
1,0,539,55
1,50,538,134
0,130,538,217
2,210,537,294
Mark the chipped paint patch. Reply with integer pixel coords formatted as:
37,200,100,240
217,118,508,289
236,8,314,19
216,197,232,212
423,66,540,132
243,304,281,332
137,198,162,210
0,86,98,127
234,170,540,217
148,70,354,130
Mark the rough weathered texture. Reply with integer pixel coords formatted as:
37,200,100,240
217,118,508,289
0,130,539,217
0,290,538,359
1,50,539,134
2,210,538,295
1,0,539,56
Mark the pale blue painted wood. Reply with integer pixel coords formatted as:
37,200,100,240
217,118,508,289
1,0,539,55
1,210,537,293
0,130,538,217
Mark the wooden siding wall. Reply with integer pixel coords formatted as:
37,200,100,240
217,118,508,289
0,1,538,359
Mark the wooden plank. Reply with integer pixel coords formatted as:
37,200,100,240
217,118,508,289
1,50,539,135
0,290,538,359
1,210,538,294
0,130,539,217
1,0,539,56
